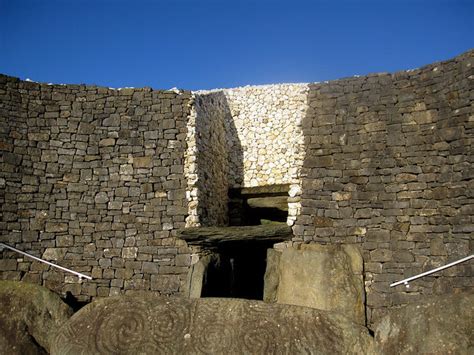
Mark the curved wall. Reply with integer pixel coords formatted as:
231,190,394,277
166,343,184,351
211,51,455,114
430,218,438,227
295,50,473,325
0,76,193,300
0,50,472,322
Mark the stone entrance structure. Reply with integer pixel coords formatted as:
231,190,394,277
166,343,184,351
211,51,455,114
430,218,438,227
1,49,473,327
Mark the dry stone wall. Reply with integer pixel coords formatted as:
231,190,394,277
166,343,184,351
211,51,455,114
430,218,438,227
294,50,473,325
0,75,193,300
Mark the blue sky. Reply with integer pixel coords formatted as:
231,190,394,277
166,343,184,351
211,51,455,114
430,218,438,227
1,0,473,90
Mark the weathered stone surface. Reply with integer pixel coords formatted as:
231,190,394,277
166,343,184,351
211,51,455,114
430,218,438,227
102,114,120,127
179,223,292,249
132,156,153,168
45,222,68,233
313,216,334,227
263,248,281,303
122,247,138,259
150,274,180,293
42,247,67,261
99,138,115,146
94,192,109,204
239,184,291,195
374,292,474,354
0,281,72,354
51,294,376,354
246,196,289,211
264,243,366,325
185,254,214,298
294,50,474,327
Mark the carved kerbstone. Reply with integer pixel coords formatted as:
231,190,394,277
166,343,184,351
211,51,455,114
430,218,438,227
51,295,376,354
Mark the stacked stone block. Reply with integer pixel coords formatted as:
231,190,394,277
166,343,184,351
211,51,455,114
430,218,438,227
0,75,193,300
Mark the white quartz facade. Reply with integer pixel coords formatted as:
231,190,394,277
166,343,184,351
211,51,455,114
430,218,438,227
185,84,309,227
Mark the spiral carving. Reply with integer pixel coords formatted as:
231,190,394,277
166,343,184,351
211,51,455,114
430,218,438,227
150,302,189,340
239,301,288,354
194,323,235,353
50,304,100,355
51,295,371,354
94,304,150,354
190,300,237,353
241,320,281,354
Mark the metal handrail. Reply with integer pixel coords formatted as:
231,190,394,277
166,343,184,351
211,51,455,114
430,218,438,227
0,242,92,280
390,254,473,287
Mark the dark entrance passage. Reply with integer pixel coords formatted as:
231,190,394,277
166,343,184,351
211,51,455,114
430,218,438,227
200,242,272,300
179,220,293,301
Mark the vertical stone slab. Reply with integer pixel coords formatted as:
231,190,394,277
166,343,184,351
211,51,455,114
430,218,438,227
185,254,216,298
263,248,281,303
264,244,366,325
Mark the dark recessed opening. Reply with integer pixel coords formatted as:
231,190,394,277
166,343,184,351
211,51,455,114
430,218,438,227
201,241,273,300
63,291,89,312
229,184,289,226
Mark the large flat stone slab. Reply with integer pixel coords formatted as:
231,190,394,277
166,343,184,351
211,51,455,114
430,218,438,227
264,243,366,325
51,294,376,354
179,223,292,249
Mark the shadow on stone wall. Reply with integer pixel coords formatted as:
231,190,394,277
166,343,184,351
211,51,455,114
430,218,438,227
193,91,243,226
0,76,28,248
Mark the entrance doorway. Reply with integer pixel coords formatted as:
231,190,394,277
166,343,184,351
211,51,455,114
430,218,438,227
200,241,273,300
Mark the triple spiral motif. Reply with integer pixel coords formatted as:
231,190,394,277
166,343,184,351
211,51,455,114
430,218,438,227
52,295,365,354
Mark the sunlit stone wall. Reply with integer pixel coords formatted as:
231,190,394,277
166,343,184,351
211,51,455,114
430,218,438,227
0,76,193,300
185,84,308,227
